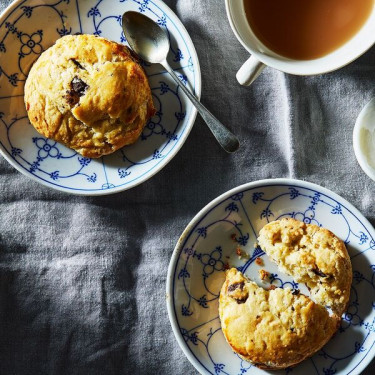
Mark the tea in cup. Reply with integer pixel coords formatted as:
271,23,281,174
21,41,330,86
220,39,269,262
225,0,375,85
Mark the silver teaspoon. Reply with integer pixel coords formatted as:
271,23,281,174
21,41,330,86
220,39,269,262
122,11,240,153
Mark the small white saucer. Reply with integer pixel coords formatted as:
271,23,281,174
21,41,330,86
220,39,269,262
353,98,375,182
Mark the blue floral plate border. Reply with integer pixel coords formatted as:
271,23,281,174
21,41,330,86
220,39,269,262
167,179,375,375
0,0,201,195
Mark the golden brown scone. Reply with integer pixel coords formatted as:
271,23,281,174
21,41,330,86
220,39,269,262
24,34,155,158
219,268,339,370
258,218,352,317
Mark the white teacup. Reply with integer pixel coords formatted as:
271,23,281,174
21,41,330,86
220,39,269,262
225,0,375,86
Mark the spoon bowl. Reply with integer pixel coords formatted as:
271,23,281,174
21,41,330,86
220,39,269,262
122,12,169,64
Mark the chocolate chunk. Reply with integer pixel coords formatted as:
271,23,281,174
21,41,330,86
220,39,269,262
228,281,248,304
70,58,86,70
228,282,244,292
235,297,247,304
65,77,89,106
311,266,328,278
65,90,80,106
71,76,88,97
292,289,300,295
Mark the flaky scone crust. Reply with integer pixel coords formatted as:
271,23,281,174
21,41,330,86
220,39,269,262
219,268,339,370
258,218,352,317
24,34,155,158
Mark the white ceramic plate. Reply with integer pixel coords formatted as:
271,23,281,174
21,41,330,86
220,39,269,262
167,179,375,375
0,0,201,195
353,98,375,183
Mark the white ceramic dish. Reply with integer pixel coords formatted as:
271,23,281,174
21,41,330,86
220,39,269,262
353,98,375,182
0,0,201,195
167,179,375,375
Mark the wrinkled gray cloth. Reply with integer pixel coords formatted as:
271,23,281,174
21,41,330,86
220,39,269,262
1,0,375,374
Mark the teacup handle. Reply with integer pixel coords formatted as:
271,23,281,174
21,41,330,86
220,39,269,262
236,56,265,86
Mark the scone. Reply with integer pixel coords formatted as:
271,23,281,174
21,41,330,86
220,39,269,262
258,218,352,316
24,34,155,158
219,268,339,369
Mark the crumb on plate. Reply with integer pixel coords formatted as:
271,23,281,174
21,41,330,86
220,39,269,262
259,269,269,281
255,257,263,266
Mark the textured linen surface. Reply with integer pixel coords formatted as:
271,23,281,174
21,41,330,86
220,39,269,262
1,0,375,374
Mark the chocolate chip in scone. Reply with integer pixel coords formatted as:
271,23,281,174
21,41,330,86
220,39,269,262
228,281,244,292
292,289,300,295
311,266,328,278
228,281,248,304
71,76,89,96
65,77,89,106
70,58,86,70
235,297,248,304
65,90,80,106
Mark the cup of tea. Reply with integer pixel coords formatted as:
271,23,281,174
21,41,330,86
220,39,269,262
225,0,375,86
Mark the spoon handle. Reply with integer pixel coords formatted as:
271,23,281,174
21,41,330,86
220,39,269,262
162,61,240,153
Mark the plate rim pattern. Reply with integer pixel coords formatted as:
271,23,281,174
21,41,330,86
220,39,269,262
0,0,202,195
166,178,375,375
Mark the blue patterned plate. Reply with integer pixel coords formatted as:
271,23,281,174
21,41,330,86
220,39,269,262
167,179,375,375
0,0,201,195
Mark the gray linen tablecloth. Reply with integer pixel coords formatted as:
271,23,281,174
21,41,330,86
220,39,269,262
1,0,375,374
